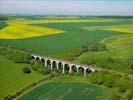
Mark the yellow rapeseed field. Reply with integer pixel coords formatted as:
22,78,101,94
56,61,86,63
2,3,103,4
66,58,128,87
0,18,119,39
84,25,133,33
0,21,64,39
103,27,133,33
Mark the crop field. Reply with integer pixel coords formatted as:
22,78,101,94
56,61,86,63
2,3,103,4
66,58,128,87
84,24,133,33
0,55,43,100
0,18,133,71
0,18,126,56
8,18,119,24
19,82,103,100
0,21,64,39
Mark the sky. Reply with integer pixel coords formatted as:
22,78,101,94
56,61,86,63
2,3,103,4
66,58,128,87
0,0,133,16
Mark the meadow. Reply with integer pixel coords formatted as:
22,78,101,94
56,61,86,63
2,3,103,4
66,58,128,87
0,55,43,100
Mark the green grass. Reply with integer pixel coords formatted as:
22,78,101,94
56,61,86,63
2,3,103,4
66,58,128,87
0,21,124,56
76,33,133,72
19,82,103,100
0,55,43,100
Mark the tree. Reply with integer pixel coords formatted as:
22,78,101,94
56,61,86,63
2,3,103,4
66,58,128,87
88,43,107,51
23,67,31,74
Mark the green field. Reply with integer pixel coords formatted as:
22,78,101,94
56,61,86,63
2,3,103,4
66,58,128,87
19,82,103,100
0,19,127,56
0,55,43,100
76,33,133,72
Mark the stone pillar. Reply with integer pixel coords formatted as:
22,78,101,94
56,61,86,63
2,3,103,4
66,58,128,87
50,60,53,70
39,57,42,61
44,59,48,67
34,56,37,60
76,66,80,74
56,61,59,70
84,67,87,77
62,63,65,74
69,65,72,73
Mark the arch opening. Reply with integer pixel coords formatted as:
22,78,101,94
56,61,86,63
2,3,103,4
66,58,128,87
46,59,51,67
71,65,77,73
64,64,69,74
78,67,84,75
57,62,63,72
52,61,57,70
86,68,92,74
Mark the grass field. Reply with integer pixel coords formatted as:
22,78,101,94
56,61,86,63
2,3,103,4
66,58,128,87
19,82,103,100
0,19,125,56
76,33,133,72
0,55,43,100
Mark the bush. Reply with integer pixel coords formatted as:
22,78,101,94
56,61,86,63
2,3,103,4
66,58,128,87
127,89,133,100
16,92,21,97
88,43,107,51
106,56,114,63
97,79,103,85
0,45,31,63
23,67,31,74
119,83,128,93
108,93,120,100
130,64,133,70
4,95,12,100
57,47,88,61
108,80,114,88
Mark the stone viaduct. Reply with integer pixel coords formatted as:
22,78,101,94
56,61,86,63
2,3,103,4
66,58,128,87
31,54,100,77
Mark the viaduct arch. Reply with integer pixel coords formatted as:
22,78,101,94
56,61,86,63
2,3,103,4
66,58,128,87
31,54,99,77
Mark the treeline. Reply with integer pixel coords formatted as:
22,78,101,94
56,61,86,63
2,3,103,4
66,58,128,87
0,16,8,21
57,43,133,74
57,43,107,61
89,71,133,100
96,16,133,19
0,45,31,63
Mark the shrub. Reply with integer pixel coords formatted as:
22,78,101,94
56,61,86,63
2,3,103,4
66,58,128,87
4,95,12,100
97,79,103,85
23,67,31,74
108,93,120,100
0,45,31,63
130,64,133,70
15,92,21,96
106,56,114,63
88,43,107,51
127,89,133,100
119,83,128,93
108,80,114,88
